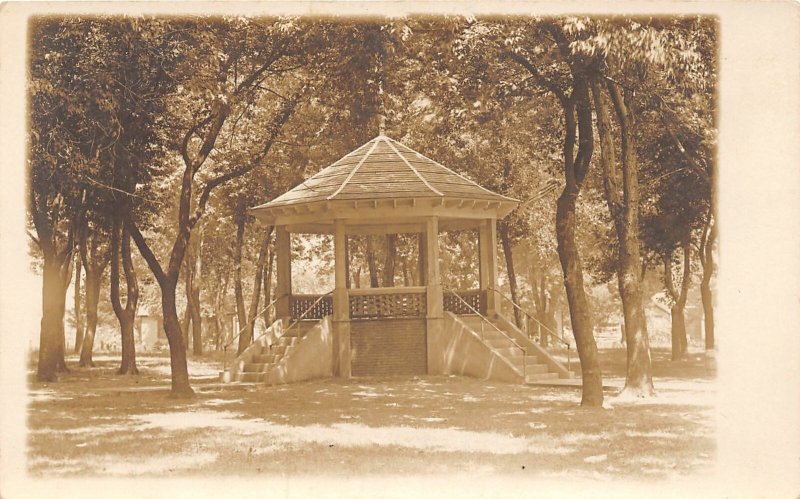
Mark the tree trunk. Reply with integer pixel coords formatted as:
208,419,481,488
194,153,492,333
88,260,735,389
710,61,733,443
262,245,274,328
73,251,85,354
111,220,140,375
161,277,194,396
670,306,687,355
556,75,603,407
664,240,692,361
233,217,249,354
79,266,102,367
37,255,70,381
212,315,222,351
534,273,556,348
188,235,203,356
700,219,717,350
126,217,195,397
557,191,603,406
383,234,397,287
498,222,522,328
181,257,193,352
244,228,272,351
592,79,654,397
367,236,379,288
56,254,73,373
701,280,714,349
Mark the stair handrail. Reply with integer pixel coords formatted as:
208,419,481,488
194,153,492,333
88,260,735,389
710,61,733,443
222,293,287,372
490,288,571,373
445,287,526,378
278,290,334,339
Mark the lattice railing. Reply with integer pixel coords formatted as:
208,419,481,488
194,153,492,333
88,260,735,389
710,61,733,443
289,294,333,321
444,289,486,315
349,287,426,319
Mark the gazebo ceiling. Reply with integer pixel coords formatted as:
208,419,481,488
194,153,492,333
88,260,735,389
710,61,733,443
250,135,519,234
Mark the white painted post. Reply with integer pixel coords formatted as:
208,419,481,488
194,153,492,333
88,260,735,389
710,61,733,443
479,218,499,317
333,219,351,377
275,225,292,322
425,217,443,374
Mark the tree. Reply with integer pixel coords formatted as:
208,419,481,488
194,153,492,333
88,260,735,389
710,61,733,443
230,199,274,355
561,16,715,395
698,214,716,349
118,17,403,395
663,239,692,359
29,20,97,380
73,251,85,353
110,217,139,374
591,75,654,396
495,20,605,406
639,103,710,361
393,17,606,404
77,218,110,367
181,228,203,355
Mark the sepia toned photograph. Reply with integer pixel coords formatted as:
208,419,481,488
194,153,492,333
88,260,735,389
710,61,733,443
1,2,798,498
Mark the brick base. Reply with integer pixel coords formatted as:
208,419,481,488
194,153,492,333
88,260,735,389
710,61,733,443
350,319,427,376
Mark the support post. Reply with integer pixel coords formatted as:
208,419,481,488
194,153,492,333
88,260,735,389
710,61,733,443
275,225,292,321
344,235,351,289
424,217,443,374
479,218,499,317
333,219,351,377
418,231,427,286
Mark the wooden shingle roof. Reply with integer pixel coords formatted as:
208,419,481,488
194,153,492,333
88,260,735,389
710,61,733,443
258,135,517,207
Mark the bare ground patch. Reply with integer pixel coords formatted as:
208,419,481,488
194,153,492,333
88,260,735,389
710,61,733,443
27,348,714,479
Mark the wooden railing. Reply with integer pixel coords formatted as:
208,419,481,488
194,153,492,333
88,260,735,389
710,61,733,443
444,289,486,315
349,287,427,319
289,294,333,321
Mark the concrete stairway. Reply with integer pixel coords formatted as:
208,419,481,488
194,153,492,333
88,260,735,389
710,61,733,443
235,320,316,383
458,315,564,383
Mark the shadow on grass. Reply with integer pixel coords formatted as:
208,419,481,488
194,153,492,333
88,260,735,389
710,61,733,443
27,349,715,478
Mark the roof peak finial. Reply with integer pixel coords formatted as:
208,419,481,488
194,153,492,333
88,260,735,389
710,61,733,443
378,113,386,136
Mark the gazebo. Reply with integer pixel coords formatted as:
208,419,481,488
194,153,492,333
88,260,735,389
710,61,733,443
239,135,571,383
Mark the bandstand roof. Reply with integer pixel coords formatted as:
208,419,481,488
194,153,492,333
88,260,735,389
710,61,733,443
250,135,519,234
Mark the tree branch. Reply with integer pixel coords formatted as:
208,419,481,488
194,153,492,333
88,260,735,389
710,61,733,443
180,113,214,171
188,86,305,229
505,51,568,104
233,43,288,97
573,76,594,186
27,230,41,249
660,116,712,183
663,249,678,302
124,212,167,287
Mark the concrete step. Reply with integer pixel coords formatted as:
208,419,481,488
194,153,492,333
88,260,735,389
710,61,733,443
280,328,304,338
242,362,268,373
269,345,290,356
485,336,513,348
505,358,548,374
525,372,559,382
493,347,525,358
277,336,298,347
525,363,549,375
252,354,279,364
505,357,524,368
462,317,501,331
237,372,265,383
281,320,317,337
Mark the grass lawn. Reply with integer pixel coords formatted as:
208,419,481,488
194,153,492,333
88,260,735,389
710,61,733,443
27,347,715,480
